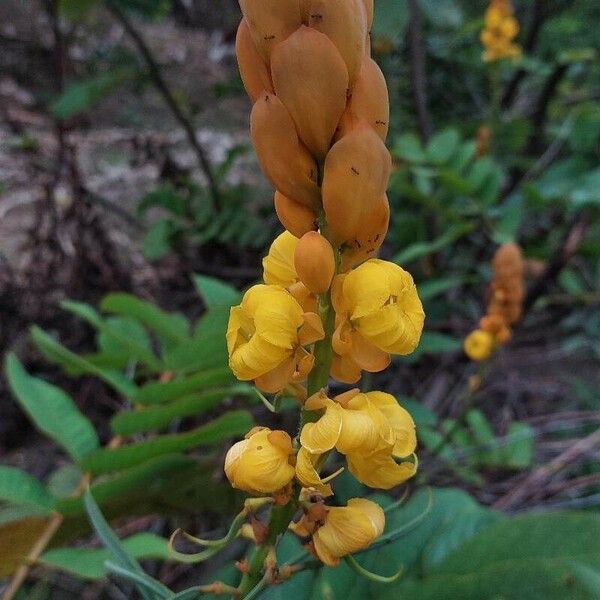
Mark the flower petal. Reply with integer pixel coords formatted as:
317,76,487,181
300,404,342,454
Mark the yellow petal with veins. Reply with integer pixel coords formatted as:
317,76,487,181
295,447,334,496
300,402,342,454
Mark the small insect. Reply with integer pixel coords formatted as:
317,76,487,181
350,166,360,176
264,34,276,41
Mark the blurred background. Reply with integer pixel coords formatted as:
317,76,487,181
0,0,599,598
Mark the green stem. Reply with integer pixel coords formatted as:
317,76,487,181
489,62,502,155
237,502,297,598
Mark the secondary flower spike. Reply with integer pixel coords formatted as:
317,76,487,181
480,0,521,63
464,243,525,361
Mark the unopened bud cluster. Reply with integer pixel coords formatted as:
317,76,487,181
224,0,425,568
464,243,525,361
480,0,521,63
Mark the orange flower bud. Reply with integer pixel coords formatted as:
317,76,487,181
493,243,524,279
239,0,302,62
235,19,273,103
306,0,368,84
274,191,318,239
271,26,349,160
300,0,311,23
294,231,336,294
346,57,389,141
250,93,320,209
363,0,374,30
322,123,391,244
340,194,389,271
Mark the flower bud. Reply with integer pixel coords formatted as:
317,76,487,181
250,92,320,208
271,26,349,160
463,329,494,362
235,19,273,103
322,123,391,244
294,232,336,294
224,427,295,494
305,0,368,84
239,0,301,62
346,56,389,141
340,194,389,271
274,191,317,239
363,0,374,30
311,498,384,566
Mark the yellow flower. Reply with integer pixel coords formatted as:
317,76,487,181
262,231,299,287
227,284,324,392
262,231,317,312
299,390,417,489
224,427,295,494
331,259,424,382
312,498,385,566
295,447,343,497
481,0,521,63
464,329,495,362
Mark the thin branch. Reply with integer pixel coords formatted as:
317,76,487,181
523,63,568,157
1,514,65,600
501,0,545,108
493,429,600,511
104,0,222,212
407,0,433,143
524,210,591,311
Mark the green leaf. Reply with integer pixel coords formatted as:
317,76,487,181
418,0,463,28
394,133,426,164
47,464,84,498
5,353,99,462
393,223,474,264
30,326,137,398
61,300,164,371
55,454,194,516
386,513,600,600
111,385,254,435
133,367,234,405
94,316,153,370
417,277,464,301
143,219,176,261
138,187,187,217
371,0,409,42
448,141,476,173
500,422,534,469
425,129,460,165
0,467,54,510
493,194,523,243
58,0,98,20
81,410,254,475
41,533,170,580
51,68,133,119
413,332,462,356
113,0,170,18
100,293,189,348
164,306,230,373
192,274,241,310
466,157,493,191
83,491,163,600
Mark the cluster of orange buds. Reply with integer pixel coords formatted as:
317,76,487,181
464,243,525,361
480,0,521,63
223,0,426,572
